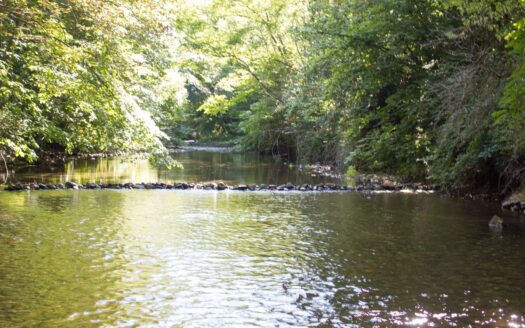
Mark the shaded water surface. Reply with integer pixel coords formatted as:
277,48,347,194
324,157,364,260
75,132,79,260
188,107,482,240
1,151,525,327
5,149,336,186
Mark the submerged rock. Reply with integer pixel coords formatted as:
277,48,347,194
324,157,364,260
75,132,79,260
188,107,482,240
236,184,248,191
300,184,310,191
381,179,399,190
325,183,336,190
314,185,325,191
18,183,29,190
205,182,217,190
502,189,524,213
489,215,504,230
86,182,100,189
65,181,78,189
144,183,155,190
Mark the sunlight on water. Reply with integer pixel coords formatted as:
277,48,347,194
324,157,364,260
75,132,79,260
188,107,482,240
8,150,338,186
0,189,524,327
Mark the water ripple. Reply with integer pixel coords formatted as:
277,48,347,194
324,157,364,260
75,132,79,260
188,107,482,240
0,191,524,327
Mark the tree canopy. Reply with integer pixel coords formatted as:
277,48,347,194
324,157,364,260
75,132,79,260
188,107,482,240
1,0,525,194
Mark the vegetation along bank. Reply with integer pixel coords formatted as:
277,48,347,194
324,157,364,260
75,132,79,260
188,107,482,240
1,0,525,199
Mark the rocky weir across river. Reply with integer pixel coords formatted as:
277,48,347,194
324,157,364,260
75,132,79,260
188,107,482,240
2,181,436,192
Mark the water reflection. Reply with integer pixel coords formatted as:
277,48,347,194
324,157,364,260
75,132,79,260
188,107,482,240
7,151,338,185
0,191,524,327
0,191,128,327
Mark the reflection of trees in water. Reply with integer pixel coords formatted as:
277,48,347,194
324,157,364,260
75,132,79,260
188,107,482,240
6,151,341,186
0,191,128,326
8,158,160,184
63,158,160,184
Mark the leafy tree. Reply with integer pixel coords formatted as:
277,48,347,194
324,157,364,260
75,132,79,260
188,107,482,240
0,0,177,164
174,0,305,151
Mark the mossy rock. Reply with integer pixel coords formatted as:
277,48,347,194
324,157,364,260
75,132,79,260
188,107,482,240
502,187,525,212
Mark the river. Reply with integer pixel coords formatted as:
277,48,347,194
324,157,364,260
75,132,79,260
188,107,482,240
0,149,524,327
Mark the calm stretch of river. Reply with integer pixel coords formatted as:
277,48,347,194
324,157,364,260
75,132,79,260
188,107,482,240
1,149,524,327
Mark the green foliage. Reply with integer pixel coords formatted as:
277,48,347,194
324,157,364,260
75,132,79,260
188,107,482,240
197,95,231,116
172,0,525,193
0,0,177,164
2,0,525,193
345,165,359,178
173,0,304,150
421,0,525,192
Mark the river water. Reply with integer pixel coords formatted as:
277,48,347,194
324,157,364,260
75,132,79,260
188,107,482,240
3,149,336,186
0,149,524,327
